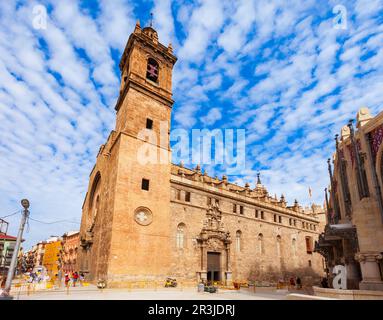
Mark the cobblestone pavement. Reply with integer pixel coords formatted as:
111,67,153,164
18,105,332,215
11,286,290,300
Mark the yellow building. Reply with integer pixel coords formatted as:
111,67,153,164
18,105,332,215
42,239,62,280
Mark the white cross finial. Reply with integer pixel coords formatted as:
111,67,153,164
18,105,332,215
136,211,148,222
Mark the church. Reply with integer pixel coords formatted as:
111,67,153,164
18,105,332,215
77,21,326,287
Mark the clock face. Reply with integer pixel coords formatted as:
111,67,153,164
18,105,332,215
134,207,153,226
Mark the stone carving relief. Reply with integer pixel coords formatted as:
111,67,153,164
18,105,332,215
206,238,224,252
197,201,231,247
134,206,153,226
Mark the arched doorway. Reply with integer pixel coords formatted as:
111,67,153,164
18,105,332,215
197,202,232,284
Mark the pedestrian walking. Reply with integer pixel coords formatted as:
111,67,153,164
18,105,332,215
321,277,329,288
72,271,79,287
289,276,295,290
79,272,85,286
296,277,302,289
64,274,70,288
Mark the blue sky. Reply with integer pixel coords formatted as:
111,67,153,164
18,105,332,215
0,0,382,250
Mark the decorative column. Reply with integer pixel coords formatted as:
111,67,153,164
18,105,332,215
324,188,330,224
225,245,232,285
355,252,383,291
328,158,340,223
335,134,352,218
200,242,207,281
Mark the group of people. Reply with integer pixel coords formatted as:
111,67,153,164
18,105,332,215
27,271,48,283
64,271,85,287
288,276,302,289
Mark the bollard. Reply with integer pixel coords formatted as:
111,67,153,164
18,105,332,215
17,284,22,300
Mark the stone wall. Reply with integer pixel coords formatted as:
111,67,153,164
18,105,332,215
169,172,325,285
314,286,383,300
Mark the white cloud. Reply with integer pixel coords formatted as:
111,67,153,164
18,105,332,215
153,0,177,48
98,0,135,50
174,104,199,128
1,0,383,250
178,0,225,62
200,107,222,125
217,0,256,55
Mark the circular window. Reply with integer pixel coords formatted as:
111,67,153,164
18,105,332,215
134,207,153,226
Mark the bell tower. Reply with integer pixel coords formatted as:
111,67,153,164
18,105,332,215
115,20,177,137
105,21,177,285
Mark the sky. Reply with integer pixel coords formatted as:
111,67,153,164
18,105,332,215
0,0,382,250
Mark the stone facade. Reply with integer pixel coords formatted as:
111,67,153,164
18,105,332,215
77,22,326,287
33,241,46,268
62,231,80,273
316,108,383,291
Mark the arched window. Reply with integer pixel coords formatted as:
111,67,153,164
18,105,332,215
175,189,181,200
176,223,185,249
258,233,264,254
88,172,101,226
146,58,159,82
276,235,281,257
89,172,101,209
94,195,100,219
292,238,296,257
236,230,242,252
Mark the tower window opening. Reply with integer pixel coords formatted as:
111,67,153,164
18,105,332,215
236,230,242,252
146,118,153,129
141,178,150,191
305,236,313,254
146,58,159,82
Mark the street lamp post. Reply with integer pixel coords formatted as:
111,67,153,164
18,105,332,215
0,199,30,299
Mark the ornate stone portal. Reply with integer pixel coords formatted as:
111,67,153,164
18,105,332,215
196,201,232,284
